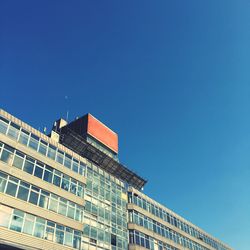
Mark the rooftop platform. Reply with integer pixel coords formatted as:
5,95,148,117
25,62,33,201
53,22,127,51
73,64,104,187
59,126,147,190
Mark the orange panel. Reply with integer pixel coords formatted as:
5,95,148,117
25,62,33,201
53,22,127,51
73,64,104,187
87,114,118,153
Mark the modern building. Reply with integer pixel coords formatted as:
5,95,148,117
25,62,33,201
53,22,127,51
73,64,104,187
0,109,232,250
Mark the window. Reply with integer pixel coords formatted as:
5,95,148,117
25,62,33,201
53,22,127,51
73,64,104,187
0,117,8,134
23,214,35,235
5,179,18,197
29,187,39,205
7,123,20,140
23,157,35,174
13,151,24,169
34,218,45,238
17,182,29,201
1,145,14,164
34,162,44,178
29,134,39,151
19,129,29,145
38,140,47,155
10,210,24,232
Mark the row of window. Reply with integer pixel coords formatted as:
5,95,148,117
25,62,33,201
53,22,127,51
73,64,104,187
0,171,84,222
129,210,209,250
129,230,179,250
128,192,228,250
0,204,81,249
83,224,127,250
0,116,86,175
0,141,85,197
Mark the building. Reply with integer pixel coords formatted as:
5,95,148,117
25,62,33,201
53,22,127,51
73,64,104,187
0,109,232,250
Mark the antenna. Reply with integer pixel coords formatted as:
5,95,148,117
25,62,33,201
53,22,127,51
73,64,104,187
65,95,69,122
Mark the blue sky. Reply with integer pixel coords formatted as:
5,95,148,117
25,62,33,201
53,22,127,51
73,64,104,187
0,1,250,249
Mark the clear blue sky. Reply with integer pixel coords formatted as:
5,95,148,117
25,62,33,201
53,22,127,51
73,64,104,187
0,1,249,249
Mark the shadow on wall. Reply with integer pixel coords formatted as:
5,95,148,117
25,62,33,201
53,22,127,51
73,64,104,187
0,245,24,250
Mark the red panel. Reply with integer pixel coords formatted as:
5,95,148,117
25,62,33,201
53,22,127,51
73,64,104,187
87,114,118,153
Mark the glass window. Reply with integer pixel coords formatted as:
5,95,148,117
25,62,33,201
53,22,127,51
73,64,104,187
19,129,29,145
17,183,29,201
45,224,55,241
34,163,43,179
38,140,47,155
10,213,23,232
64,154,72,169
49,196,58,213
47,145,56,160
23,157,35,174
58,198,67,216
67,204,75,219
29,189,39,205
7,123,20,140
53,172,61,187
65,230,73,247
55,226,64,244
34,218,45,238
23,214,35,235
39,191,49,209
13,151,25,169
0,117,9,134
56,150,64,165
44,166,53,183
0,173,7,192
72,159,79,173
61,175,70,191
1,146,14,164
6,180,18,197
29,134,39,151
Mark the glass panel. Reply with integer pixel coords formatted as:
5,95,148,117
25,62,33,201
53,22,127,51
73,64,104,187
55,228,64,244
61,176,69,191
29,134,39,151
65,231,73,247
58,200,67,216
23,157,35,174
19,130,29,145
0,119,8,134
45,226,55,241
23,214,35,235
38,140,47,155
39,193,49,209
7,123,20,140
34,220,45,238
34,165,43,178
29,191,39,205
56,150,64,164
49,198,58,213
10,214,23,232
13,152,24,169
47,145,56,160
5,181,18,197
17,185,29,201
0,148,14,164
0,174,7,192
44,166,53,183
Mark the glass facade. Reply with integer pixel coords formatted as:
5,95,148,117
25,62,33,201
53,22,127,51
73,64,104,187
83,163,128,250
